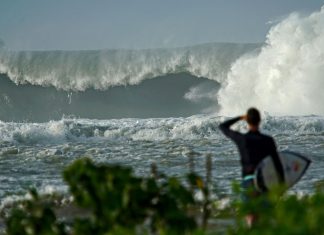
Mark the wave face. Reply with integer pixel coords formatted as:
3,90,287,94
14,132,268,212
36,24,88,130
0,73,219,122
0,43,259,121
218,6,324,116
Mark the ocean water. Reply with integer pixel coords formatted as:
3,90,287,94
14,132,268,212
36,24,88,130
0,115,322,202
1,7,324,204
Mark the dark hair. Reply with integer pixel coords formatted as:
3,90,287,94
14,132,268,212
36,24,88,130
247,107,261,126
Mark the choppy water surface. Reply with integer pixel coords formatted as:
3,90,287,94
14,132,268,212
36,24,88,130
0,115,322,202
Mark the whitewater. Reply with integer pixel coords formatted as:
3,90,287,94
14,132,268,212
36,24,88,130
0,6,324,203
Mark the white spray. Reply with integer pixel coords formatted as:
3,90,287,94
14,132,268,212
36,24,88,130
218,7,324,116
0,43,257,91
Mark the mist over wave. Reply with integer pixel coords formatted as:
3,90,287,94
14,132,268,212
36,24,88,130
218,6,324,116
0,43,258,91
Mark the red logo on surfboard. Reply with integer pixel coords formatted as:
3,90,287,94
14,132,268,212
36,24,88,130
293,162,300,172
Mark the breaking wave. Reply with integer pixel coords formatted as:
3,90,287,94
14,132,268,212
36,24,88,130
1,115,323,145
0,43,258,121
0,43,258,91
1,5,324,119
218,6,324,116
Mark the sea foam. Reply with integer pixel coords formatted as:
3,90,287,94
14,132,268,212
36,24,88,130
0,43,257,91
0,115,323,145
218,7,324,116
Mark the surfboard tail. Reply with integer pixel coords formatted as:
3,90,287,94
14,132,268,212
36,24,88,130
254,151,311,192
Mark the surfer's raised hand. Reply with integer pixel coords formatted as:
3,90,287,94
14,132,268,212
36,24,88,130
240,115,247,121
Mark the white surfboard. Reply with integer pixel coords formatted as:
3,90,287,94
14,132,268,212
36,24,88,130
254,151,311,192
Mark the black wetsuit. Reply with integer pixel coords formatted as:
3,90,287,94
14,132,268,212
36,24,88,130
219,117,284,184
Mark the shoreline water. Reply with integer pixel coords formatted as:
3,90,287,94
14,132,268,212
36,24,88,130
0,114,321,202
1,156,322,235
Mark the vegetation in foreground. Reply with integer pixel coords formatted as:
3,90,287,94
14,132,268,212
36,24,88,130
3,157,324,235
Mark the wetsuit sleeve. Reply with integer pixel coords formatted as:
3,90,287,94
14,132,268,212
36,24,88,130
270,139,285,183
219,117,242,143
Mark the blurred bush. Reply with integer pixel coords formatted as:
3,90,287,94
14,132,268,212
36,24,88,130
4,157,324,235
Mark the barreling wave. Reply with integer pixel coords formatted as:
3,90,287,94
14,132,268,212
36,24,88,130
0,43,259,91
0,72,219,122
2,6,324,117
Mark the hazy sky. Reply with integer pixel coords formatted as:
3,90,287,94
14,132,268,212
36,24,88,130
0,0,323,50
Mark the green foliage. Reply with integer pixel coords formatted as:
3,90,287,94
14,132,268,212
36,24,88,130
63,158,148,234
227,185,324,235
5,189,67,235
63,158,198,234
5,157,324,235
5,158,202,235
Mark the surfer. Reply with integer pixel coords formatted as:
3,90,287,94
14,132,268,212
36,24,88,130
219,107,284,226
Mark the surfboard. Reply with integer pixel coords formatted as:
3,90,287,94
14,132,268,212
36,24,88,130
254,151,311,192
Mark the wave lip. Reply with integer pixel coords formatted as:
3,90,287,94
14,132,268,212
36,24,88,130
0,43,259,91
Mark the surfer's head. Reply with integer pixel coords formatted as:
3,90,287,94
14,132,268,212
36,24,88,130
246,107,261,128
